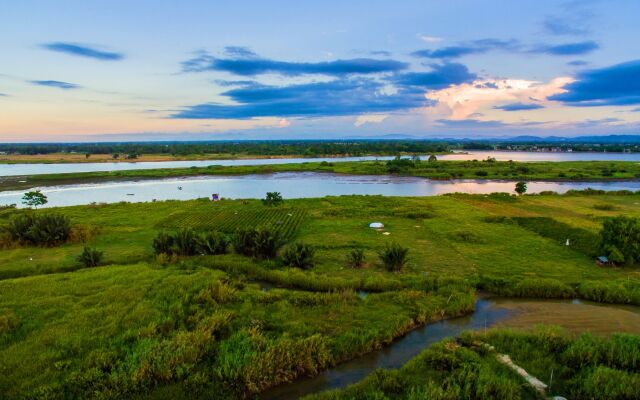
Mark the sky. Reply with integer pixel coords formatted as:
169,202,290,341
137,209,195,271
1,0,640,142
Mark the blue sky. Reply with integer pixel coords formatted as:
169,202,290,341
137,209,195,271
1,0,639,141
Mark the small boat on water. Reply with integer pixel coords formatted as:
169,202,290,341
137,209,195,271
178,186,183,190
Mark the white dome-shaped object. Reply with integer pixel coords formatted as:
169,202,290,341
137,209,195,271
369,222,384,229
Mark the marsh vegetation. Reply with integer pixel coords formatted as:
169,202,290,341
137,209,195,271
0,190,639,398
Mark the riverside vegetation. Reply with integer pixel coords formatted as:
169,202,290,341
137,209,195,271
1,190,640,398
3,158,640,191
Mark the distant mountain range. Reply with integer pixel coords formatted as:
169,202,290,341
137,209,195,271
339,134,640,143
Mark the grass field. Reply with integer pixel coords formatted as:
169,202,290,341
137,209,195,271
307,327,640,400
2,159,640,191
0,192,639,398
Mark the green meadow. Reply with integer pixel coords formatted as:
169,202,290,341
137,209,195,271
1,191,640,398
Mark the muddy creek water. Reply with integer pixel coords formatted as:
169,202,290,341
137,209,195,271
262,297,640,399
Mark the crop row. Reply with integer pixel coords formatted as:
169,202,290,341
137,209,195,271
159,208,308,240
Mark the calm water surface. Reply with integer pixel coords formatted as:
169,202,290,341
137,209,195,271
1,150,639,176
2,172,640,208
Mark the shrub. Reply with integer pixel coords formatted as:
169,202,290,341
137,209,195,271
6,213,71,246
252,227,283,259
77,247,104,268
232,227,283,259
593,203,616,211
515,181,527,195
282,243,316,269
232,228,257,256
347,248,365,268
173,228,199,256
379,243,409,272
197,231,228,255
386,156,415,173
152,231,174,255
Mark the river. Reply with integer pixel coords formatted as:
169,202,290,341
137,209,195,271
1,172,639,208
1,150,639,177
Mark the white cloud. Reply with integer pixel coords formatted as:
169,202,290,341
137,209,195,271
425,77,573,120
418,34,444,43
278,118,291,127
354,114,388,127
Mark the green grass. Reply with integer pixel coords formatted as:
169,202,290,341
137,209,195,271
1,192,640,398
2,159,640,191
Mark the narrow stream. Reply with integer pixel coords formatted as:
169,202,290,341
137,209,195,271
262,297,640,399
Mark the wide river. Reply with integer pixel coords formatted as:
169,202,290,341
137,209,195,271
1,150,640,177
1,172,639,208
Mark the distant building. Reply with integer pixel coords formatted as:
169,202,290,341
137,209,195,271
211,193,220,201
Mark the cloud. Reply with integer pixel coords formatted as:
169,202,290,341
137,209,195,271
40,42,124,61
530,40,598,56
370,50,392,56
418,35,444,43
542,16,590,36
223,46,257,58
493,102,545,111
568,60,588,67
392,63,476,89
181,50,408,76
411,38,598,59
549,59,640,106
435,118,506,128
172,78,428,119
426,77,570,119
30,80,81,90
354,114,388,126
411,38,517,59
0,92,7,97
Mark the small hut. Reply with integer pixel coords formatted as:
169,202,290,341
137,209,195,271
369,222,384,229
596,256,609,266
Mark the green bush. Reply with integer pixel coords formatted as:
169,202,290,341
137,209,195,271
197,231,228,255
232,227,283,259
77,247,104,268
6,213,71,246
173,228,199,256
347,248,365,268
152,231,174,255
379,243,409,272
282,243,316,269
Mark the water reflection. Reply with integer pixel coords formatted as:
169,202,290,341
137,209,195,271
1,150,640,176
1,172,639,208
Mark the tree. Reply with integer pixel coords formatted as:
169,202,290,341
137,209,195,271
112,153,120,159
262,192,283,206
515,181,527,195
22,190,48,208
599,216,640,265
427,154,438,162
85,153,91,159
